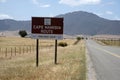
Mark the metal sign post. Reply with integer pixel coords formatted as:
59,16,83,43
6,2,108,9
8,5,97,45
55,39,57,64
36,39,39,67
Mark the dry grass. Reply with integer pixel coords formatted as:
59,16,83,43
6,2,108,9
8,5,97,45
0,37,86,80
0,37,55,48
97,39,120,46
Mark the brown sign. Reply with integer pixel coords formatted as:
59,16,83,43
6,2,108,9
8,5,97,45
32,17,63,34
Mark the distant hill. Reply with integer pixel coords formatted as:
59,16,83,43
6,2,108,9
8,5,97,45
57,11,120,35
0,19,30,31
0,11,120,35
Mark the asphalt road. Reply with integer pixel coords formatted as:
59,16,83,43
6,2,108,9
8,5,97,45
86,40,120,80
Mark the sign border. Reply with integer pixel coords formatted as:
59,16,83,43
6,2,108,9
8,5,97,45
31,17,64,39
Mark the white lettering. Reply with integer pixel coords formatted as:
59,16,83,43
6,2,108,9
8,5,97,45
33,25,43,29
41,30,53,34
44,26,61,30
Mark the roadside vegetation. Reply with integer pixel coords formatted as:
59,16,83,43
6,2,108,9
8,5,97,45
0,37,86,80
58,41,68,47
73,36,84,45
96,39,120,47
18,30,27,37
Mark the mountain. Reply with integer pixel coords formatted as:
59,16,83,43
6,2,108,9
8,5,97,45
57,11,120,35
0,19,31,31
0,11,120,35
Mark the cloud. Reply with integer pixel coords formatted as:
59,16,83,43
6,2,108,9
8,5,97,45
0,0,6,3
101,1,115,7
114,16,120,20
95,12,103,16
48,13,54,17
32,0,50,8
0,14,13,19
106,2,115,5
59,0,101,6
32,0,39,5
40,4,50,8
106,11,113,15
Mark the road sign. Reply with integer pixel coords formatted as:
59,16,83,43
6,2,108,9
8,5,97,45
31,17,63,39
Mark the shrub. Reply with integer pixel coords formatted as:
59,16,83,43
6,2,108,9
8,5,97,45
19,30,27,37
58,42,68,47
77,37,81,41
77,37,84,41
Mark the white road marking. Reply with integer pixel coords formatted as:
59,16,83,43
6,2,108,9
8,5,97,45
90,45,120,59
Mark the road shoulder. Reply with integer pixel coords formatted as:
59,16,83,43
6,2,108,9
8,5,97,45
86,48,97,80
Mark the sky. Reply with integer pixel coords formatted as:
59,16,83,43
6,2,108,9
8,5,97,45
0,0,120,20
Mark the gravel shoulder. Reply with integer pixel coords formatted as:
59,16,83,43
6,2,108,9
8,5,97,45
86,48,97,80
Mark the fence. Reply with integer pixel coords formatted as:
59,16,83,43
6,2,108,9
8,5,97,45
101,39,120,46
0,44,55,59
0,45,35,59
94,38,120,46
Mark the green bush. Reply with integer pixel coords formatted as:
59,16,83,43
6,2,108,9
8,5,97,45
77,37,84,40
58,42,68,47
19,30,27,37
77,37,81,40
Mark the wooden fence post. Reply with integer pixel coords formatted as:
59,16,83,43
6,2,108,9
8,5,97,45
0,47,1,53
119,39,120,46
110,39,112,45
5,48,7,58
19,47,21,54
15,47,16,56
33,45,34,52
27,46,28,53
30,45,31,53
11,48,12,57
23,47,24,54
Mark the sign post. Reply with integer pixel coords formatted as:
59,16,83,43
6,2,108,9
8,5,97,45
55,39,57,64
36,39,39,67
31,17,63,66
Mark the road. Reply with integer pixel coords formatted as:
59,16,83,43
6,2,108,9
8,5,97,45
86,40,120,80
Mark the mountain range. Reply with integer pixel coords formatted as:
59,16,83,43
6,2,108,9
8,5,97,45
0,11,120,36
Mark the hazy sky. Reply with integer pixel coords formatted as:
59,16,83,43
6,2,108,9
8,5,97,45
0,0,120,20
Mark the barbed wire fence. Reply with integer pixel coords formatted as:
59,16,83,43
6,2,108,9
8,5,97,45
0,45,35,59
0,43,55,59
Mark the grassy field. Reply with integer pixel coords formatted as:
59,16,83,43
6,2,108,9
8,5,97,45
0,37,86,80
97,39,120,46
